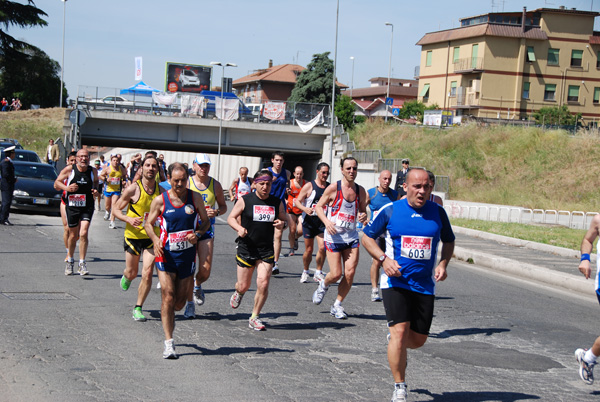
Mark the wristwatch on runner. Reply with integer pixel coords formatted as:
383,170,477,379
379,254,387,263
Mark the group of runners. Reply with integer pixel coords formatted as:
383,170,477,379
52,148,461,402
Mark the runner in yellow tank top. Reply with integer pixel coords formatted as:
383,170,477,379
99,155,127,229
112,156,162,322
183,153,228,318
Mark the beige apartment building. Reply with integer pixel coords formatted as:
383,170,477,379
416,7,600,124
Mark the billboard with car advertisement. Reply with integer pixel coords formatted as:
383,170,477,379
165,62,212,94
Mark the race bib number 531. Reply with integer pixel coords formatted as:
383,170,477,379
253,205,275,222
401,236,433,260
168,230,193,251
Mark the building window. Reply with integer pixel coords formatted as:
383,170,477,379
544,84,556,101
522,82,530,99
571,50,583,67
450,81,457,97
419,83,430,100
568,85,580,102
426,51,432,67
453,47,460,63
594,87,600,104
547,48,559,66
597,51,600,68
526,46,536,62
471,44,479,69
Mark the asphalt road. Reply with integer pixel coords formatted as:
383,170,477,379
0,204,599,401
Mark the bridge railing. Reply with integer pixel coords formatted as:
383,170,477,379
75,86,331,128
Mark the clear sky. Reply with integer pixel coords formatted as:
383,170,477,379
10,0,598,103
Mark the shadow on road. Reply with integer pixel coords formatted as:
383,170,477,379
430,327,510,339
412,389,540,401
177,344,293,357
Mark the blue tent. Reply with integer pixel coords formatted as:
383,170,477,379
120,81,160,96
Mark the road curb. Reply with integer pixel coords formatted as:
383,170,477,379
453,246,592,294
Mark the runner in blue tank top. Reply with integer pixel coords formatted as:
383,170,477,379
268,151,291,275
362,168,455,402
366,170,399,302
145,163,210,359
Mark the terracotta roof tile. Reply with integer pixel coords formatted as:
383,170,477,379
233,64,305,85
416,23,547,46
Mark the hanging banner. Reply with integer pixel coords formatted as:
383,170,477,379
215,97,239,121
296,109,324,133
135,57,143,81
263,102,286,120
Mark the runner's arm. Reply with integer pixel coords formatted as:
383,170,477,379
315,184,336,235
228,179,237,201
357,186,368,224
294,182,314,216
145,195,164,258
227,196,247,237
193,192,210,241
362,235,402,277
212,180,228,218
274,199,287,230
54,165,74,192
579,214,600,279
434,241,454,282
112,184,140,225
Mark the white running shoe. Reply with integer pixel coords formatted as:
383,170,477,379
330,304,347,319
183,302,195,319
103,211,110,221
77,261,89,276
371,288,382,302
300,272,310,283
313,271,325,282
391,383,408,401
312,282,328,305
272,261,280,275
249,317,266,331
163,339,178,359
156,281,161,289
65,261,74,276
108,221,116,229
575,348,596,385
230,291,243,309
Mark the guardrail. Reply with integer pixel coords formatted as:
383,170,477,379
445,201,598,229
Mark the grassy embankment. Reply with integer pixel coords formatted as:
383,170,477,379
350,120,600,250
0,108,65,156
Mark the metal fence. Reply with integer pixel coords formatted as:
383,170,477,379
444,201,597,230
75,86,330,127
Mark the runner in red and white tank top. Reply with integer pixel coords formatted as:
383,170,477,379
229,167,252,203
313,157,368,320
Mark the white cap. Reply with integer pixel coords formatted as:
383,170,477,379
3,146,15,153
194,153,211,165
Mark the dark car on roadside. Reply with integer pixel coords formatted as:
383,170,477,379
0,161,62,215
0,138,23,150
0,149,42,163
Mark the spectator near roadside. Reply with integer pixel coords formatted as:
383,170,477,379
394,158,410,197
45,139,60,168
1,98,7,111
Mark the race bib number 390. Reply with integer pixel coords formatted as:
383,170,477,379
168,230,193,251
253,205,275,222
400,236,433,260
68,194,86,207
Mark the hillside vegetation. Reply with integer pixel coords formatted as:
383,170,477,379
0,108,65,156
351,120,600,212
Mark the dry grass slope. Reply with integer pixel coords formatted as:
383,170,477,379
0,108,65,157
351,120,600,212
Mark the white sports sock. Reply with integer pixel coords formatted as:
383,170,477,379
333,299,342,307
303,270,309,274
79,259,84,264
585,349,598,364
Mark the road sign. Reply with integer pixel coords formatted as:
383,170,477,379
69,110,86,126
385,97,394,106
392,108,400,116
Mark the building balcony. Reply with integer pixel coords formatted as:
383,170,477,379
450,93,481,109
453,57,484,73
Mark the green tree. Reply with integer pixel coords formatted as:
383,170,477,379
397,100,440,122
335,94,356,130
0,0,47,59
288,52,339,104
532,105,581,125
0,46,65,108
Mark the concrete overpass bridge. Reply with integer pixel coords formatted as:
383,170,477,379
65,109,334,178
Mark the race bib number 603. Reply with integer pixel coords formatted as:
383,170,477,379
253,205,275,222
400,236,433,260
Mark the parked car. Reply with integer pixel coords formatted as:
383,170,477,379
179,69,201,87
0,149,42,163
0,161,62,215
84,96,134,111
0,138,23,150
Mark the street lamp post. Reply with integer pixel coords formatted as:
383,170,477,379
350,56,355,98
60,0,67,107
329,0,340,169
385,22,393,123
210,61,237,181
